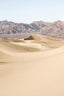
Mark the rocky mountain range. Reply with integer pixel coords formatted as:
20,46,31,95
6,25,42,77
0,20,64,39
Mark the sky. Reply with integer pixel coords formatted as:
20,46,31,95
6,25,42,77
0,0,64,23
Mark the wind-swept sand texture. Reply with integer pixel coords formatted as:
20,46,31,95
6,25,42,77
0,34,64,96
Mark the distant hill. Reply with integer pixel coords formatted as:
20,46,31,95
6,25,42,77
0,20,64,39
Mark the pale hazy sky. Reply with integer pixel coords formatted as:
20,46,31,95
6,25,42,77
0,0,64,23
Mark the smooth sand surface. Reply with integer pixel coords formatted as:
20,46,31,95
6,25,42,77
0,35,64,96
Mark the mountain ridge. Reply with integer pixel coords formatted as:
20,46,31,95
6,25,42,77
0,20,64,39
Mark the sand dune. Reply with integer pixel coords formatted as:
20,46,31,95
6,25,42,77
0,35,64,96
0,38,44,53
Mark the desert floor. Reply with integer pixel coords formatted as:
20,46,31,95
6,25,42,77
0,35,64,96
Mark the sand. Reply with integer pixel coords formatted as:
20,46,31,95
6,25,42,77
0,35,64,96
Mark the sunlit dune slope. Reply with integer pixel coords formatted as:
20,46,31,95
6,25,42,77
0,35,64,96
0,38,41,53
